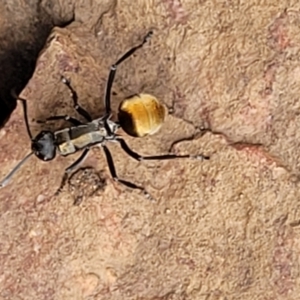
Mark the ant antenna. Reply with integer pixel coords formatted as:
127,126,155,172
1,91,36,187
11,90,33,140
17,98,33,140
0,152,34,188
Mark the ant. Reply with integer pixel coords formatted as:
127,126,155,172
0,31,209,199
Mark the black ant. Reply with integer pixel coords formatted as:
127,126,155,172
0,31,209,199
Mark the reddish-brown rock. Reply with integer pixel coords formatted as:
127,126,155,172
0,1,300,299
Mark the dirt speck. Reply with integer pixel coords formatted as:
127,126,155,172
62,167,107,206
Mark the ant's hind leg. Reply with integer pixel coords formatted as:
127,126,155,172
102,145,154,201
117,138,210,161
61,76,92,122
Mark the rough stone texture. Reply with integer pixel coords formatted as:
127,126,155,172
1,0,300,299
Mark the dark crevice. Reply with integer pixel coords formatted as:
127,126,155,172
0,4,74,127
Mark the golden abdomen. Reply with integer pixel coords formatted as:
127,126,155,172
118,93,166,137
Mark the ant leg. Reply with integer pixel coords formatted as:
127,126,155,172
37,115,82,126
66,148,91,173
55,148,90,195
116,138,210,161
61,76,92,122
168,129,207,153
104,31,153,116
102,145,154,200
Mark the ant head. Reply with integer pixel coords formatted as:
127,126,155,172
31,131,56,161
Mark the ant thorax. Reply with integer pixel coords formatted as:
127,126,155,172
55,120,114,156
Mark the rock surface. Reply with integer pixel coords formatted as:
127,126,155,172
0,0,300,299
